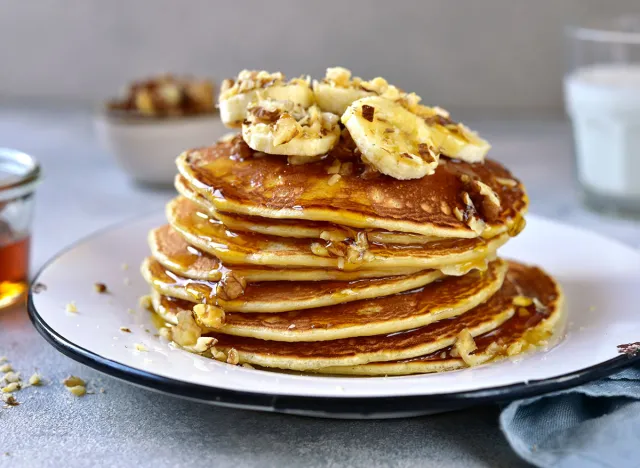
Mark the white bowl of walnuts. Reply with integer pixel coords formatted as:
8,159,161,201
96,75,227,186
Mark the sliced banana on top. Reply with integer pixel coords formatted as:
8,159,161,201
342,96,439,180
413,105,491,163
313,67,373,115
219,70,314,128
242,99,341,157
313,67,422,117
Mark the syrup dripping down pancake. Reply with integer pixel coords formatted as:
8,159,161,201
149,225,430,282
317,261,564,375
167,196,509,271
176,174,442,245
142,256,446,313
150,260,507,343
176,135,528,239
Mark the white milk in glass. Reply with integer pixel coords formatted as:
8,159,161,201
564,64,640,200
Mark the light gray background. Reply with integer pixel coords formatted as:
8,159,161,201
1,0,639,112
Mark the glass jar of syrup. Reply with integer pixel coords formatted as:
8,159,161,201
0,149,40,310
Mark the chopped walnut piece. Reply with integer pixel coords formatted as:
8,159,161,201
326,159,341,174
532,297,547,312
343,231,371,265
320,230,349,242
66,301,78,313
28,374,41,386
461,191,473,207
454,329,488,367
417,143,438,164
3,372,20,383
361,105,375,122
507,215,527,237
513,296,533,307
518,308,531,318
507,341,524,357
461,178,501,222
473,180,501,220
213,350,227,361
94,283,108,294
420,202,433,213
226,348,240,365
158,327,172,340
173,310,202,346
272,113,301,146
193,304,226,329
326,241,347,257
495,177,518,187
325,67,352,87
2,382,20,393
484,342,504,359
68,385,86,397
183,337,217,354
217,272,247,301
230,135,253,161
63,376,86,388
134,343,148,352
139,295,152,310
311,242,330,257
250,106,281,124
440,201,451,216
0,364,11,373
327,174,341,186
468,216,487,235
2,393,18,406
339,162,354,176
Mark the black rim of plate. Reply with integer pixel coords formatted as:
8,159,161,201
27,216,640,417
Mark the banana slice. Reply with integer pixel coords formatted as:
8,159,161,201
242,99,340,157
342,96,439,180
313,67,422,116
219,70,314,128
313,67,373,115
414,105,491,163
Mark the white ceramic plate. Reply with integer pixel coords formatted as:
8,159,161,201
29,214,640,418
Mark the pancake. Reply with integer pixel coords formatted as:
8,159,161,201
317,261,564,375
177,134,528,239
150,259,507,343
142,256,446,313
176,174,441,245
152,280,512,369
150,224,430,282
167,196,509,272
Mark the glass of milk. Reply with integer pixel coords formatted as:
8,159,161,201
564,16,640,217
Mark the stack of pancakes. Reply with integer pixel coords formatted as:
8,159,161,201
141,69,564,376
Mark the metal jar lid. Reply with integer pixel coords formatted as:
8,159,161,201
0,148,41,202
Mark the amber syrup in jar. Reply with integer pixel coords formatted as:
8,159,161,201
0,231,30,309
0,148,40,310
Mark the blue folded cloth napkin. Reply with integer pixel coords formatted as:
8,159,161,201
500,363,640,468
